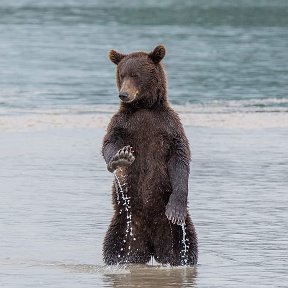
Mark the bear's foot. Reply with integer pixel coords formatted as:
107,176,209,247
107,145,135,173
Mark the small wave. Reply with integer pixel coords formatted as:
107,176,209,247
176,98,288,114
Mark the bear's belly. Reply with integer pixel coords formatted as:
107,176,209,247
124,126,172,211
126,153,172,212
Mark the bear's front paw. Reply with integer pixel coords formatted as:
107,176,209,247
107,145,135,173
165,200,187,225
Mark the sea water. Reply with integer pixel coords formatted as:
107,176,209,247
0,0,288,114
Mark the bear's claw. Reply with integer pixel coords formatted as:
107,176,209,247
107,145,135,173
165,201,187,225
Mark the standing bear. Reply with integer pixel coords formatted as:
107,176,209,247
102,45,198,266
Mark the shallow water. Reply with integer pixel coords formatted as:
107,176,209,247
0,127,287,287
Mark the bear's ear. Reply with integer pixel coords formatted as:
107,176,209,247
108,49,126,65
149,45,166,64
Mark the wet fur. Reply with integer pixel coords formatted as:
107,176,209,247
102,45,198,265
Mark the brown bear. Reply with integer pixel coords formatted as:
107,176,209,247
102,45,198,266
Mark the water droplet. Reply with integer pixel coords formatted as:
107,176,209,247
181,223,189,265
114,171,135,262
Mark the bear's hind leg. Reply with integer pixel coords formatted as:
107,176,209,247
103,214,152,265
103,215,125,265
153,216,198,266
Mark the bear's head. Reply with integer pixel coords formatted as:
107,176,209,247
108,45,167,108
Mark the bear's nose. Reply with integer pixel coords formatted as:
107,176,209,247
119,92,129,101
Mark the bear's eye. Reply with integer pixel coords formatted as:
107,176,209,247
131,73,139,78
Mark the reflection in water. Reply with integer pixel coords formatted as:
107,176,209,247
102,265,197,288
55,262,198,288
1,259,197,288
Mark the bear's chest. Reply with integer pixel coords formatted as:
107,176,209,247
124,114,171,158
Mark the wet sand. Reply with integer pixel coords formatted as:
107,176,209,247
1,108,288,131
0,123,287,287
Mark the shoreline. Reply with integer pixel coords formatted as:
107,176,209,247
0,111,287,131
